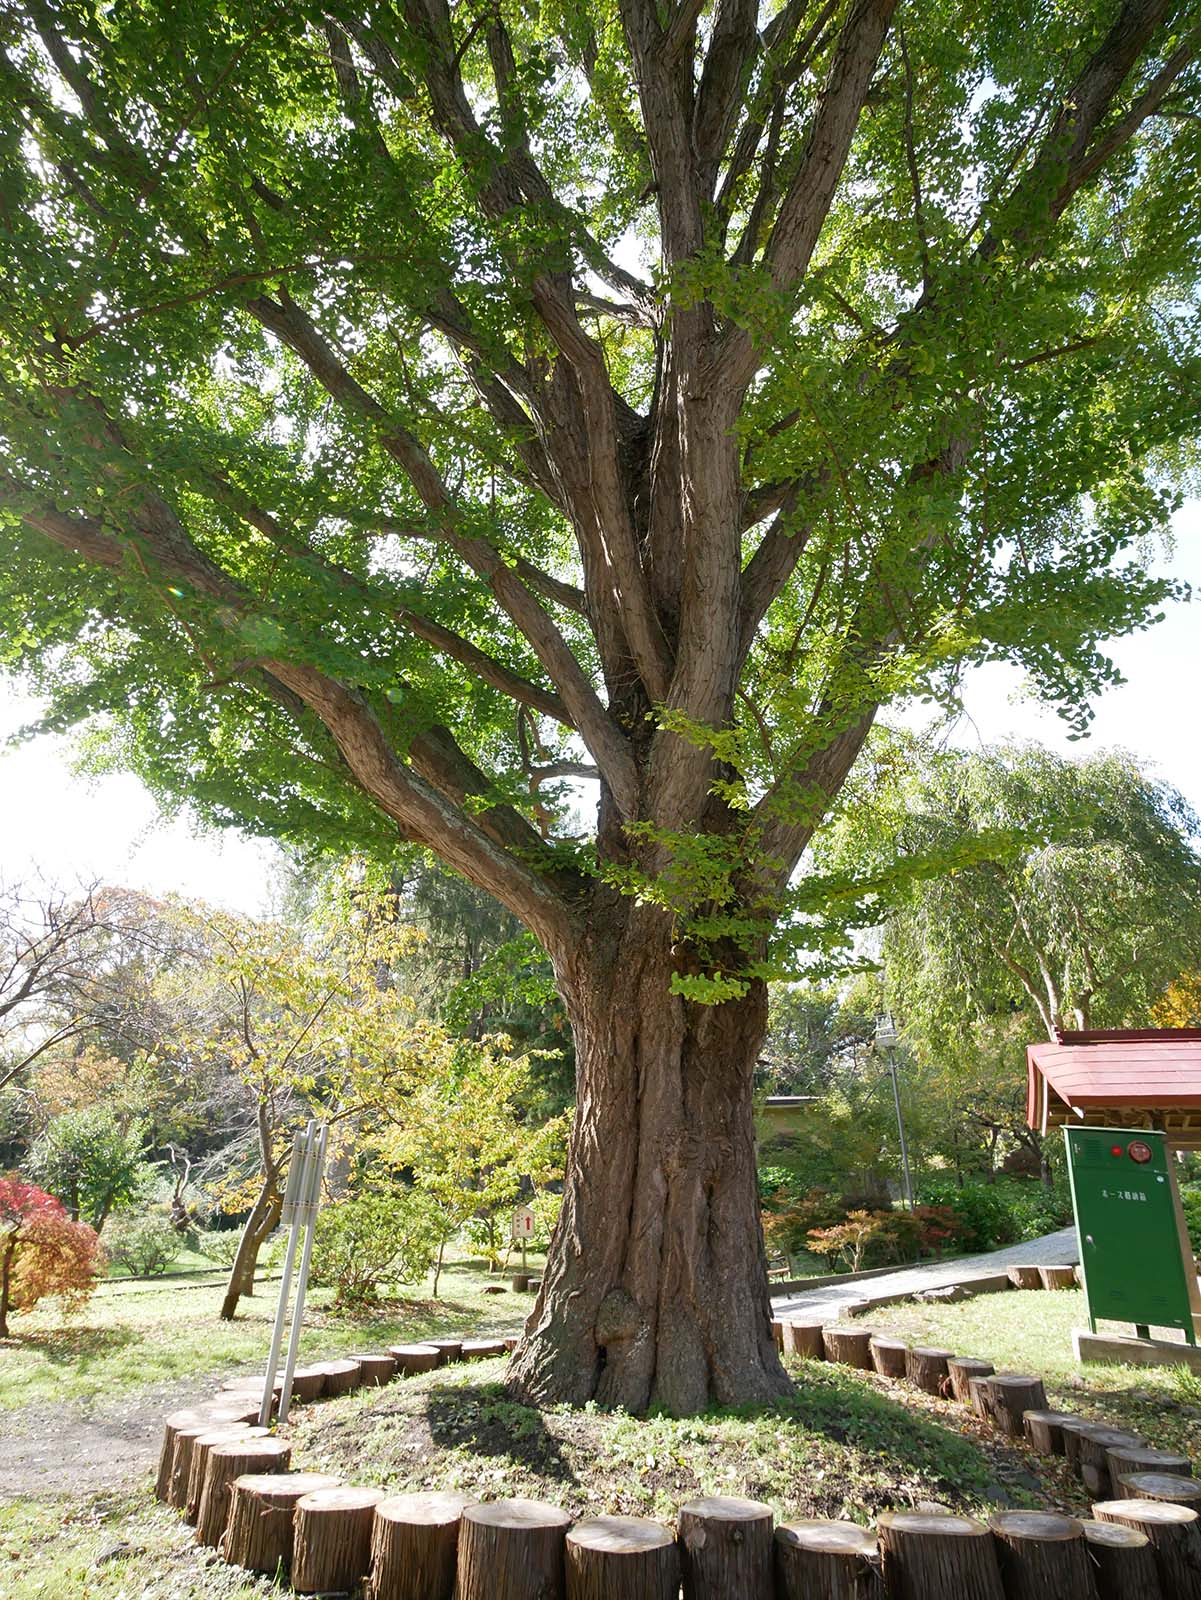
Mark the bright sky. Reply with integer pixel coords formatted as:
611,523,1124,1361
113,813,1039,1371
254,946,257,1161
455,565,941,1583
1,503,1197,914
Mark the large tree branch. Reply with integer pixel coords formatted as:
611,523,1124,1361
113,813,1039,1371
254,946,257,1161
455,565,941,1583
618,0,705,262
370,519,586,616
1054,22,1201,203
8,476,580,941
757,707,878,881
737,490,814,655
245,293,639,812
199,471,577,728
715,0,897,392
717,0,839,243
693,0,761,197
347,2,672,703
733,4,1189,545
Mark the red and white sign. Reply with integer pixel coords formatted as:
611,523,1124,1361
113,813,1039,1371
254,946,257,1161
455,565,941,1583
511,1205,535,1241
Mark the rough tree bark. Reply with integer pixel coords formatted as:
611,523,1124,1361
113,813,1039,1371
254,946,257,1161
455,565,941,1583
509,906,787,1414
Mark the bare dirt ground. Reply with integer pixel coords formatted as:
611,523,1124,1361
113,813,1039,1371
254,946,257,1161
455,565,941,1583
0,1382,212,1503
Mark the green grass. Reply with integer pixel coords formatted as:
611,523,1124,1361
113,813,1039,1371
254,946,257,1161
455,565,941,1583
0,1496,270,1600
103,1242,230,1280
0,1256,539,1410
284,1354,1023,1526
0,1353,1017,1600
870,1287,1201,1458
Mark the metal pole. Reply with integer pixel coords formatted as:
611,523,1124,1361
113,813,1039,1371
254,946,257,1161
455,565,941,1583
259,1126,310,1427
888,1051,914,1209
277,1121,327,1425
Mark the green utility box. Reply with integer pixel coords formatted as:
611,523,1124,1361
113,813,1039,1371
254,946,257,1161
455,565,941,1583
1064,1126,1198,1344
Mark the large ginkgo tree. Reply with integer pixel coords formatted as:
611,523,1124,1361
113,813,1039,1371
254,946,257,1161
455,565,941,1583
1,0,1199,1412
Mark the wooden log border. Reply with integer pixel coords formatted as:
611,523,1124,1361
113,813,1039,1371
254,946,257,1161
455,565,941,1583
151,1310,1188,1598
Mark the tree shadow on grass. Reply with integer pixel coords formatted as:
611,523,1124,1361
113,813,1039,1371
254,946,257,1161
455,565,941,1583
425,1380,581,1492
6,1324,136,1366
734,1359,1019,1506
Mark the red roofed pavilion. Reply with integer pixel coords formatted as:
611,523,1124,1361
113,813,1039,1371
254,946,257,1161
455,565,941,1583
1028,1027,1201,1149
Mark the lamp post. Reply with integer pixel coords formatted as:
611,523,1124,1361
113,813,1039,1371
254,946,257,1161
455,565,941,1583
875,1014,914,1210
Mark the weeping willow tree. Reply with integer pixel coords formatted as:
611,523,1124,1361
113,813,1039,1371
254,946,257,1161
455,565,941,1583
2,0,1200,1411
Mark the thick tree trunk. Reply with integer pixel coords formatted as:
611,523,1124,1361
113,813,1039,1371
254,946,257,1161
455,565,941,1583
507,907,789,1415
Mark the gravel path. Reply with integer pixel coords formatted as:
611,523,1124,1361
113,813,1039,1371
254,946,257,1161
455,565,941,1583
772,1226,1079,1321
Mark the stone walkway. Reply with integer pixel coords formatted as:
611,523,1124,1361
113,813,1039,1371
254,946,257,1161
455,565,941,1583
772,1226,1079,1321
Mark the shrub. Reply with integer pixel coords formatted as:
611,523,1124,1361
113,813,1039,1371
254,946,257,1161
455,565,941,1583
806,1210,885,1273
197,1225,286,1271
910,1205,964,1259
916,1178,1019,1251
758,1165,794,1202
528,1190,562,1254
0,1176,103,1335
197,1228,244,1268
1000,1177,1073,1242
311,1187,438,1304
761,1187,850,1258
869,1208,925,1263
918,1175,1072,1250
1179,1182,1201,1254
104,1213,183,1277
27,1107,155,1230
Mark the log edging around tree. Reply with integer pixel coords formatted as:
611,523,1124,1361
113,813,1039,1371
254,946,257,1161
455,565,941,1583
153,1313,1193,1597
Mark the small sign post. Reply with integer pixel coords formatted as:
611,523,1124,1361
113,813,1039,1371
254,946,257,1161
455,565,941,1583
511,1203,534,1274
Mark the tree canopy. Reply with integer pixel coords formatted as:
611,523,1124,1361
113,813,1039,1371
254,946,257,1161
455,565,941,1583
837,743,1201,1041
2,0,1198,979
3,0,1200,1411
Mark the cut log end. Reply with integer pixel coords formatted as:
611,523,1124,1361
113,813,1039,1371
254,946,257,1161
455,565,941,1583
781,1321,825,1360
1073,1426,1144,1498
969,1373,1047,1437
776,1520,881,1600
460,1338,508,1359
348,1351,396,1386
390,1342,443,1374
1023,1409,1077,1455
1038,1265,1078,1290
1094,1499,1200,1600
183,1424,263,1522
679,1496,774,1598
870,1337,909,1379
566,1516,679,1600
1078,1518,1162,1600
457,1498,573,1600
906,1346,954,1396
990,1511,1093,1600
315,1357,362,1395
878,1511,1004,1600
288,1366,327,1403
369,1491,475,1600
822,1325,875,1369
223,1472,341,1575
1007,1265,1044,1290
292,1487,385,1596
1117,1472,1201,1510
946,1357,994,1404
195,1436,291,1549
